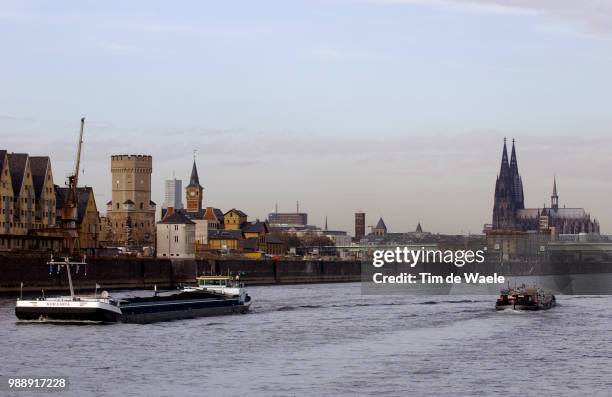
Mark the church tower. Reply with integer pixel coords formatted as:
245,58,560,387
185,158,203,213
551,177,559,210
509,139,524,209
492,138,523,230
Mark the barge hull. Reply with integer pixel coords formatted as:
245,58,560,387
15,306,121,323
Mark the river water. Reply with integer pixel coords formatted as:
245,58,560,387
1,283,611,396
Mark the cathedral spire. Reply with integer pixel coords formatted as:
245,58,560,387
500,137,510,176
510,138,518,173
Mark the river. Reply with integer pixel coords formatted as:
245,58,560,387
1,283,611,396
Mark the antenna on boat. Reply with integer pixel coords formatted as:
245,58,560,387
64,257,75,299
20,282,23,301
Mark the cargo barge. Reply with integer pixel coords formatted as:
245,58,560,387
15,257,251,323
119,276,252,324
496,285,556,311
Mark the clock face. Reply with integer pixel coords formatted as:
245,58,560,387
190,191,196,197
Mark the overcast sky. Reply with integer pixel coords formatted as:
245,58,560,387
2,0,612,234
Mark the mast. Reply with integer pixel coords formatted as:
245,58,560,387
64,257,75,299
48,255,87,300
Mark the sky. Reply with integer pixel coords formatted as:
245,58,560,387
1,0,612,235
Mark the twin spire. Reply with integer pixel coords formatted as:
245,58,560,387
499,137,519,177
499,138,558,210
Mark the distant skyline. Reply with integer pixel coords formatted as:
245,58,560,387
2,1,612,234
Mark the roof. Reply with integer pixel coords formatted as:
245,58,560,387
7,153,28,194
0,150,6,169
208,229,244,240
150,200,156,206
415,222,423,233
28,156,50,197
375,217,387,230
184,209,205,220
123,199,135,205
265,235,283,244
225,208,247,217
204,207,224,222
106,200,112,205
242,221,268,233
187,160,202,188
54,186,95,223
517,208,588,220
158,210,195,224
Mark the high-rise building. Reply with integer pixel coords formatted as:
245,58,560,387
163,178,183,210
354,212,365,241
268,212,308,226
106,155,156,248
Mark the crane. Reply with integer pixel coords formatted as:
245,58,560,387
61,117,85,253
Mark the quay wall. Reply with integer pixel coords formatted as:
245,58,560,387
0,255,361,294
2,250,611,294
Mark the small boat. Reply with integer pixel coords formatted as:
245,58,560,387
15,256,123,323
15,257,252,324
496,285,556,311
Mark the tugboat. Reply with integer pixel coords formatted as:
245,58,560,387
15,256,123,323
496,284,556,311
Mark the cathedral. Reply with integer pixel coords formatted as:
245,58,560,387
490,139,599,235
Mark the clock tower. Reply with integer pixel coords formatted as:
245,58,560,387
185,159,203,213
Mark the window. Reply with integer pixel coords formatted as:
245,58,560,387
116,203,119,209
140,203,143,210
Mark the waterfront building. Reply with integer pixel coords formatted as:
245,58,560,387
242,221,270,253
194,219,209,250
55,186,101,254
7,153,34,235
29,156,56,229
0,150,14,235
224,209,247,230
203,207,224,230
0,150,63,252
489,139,599,235
163,178,183,211
105,155,156,249
354,212,365,241
156,208,195,258
242,220,269,240
207,229,245,251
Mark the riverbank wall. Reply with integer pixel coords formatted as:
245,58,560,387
0,255,362,294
